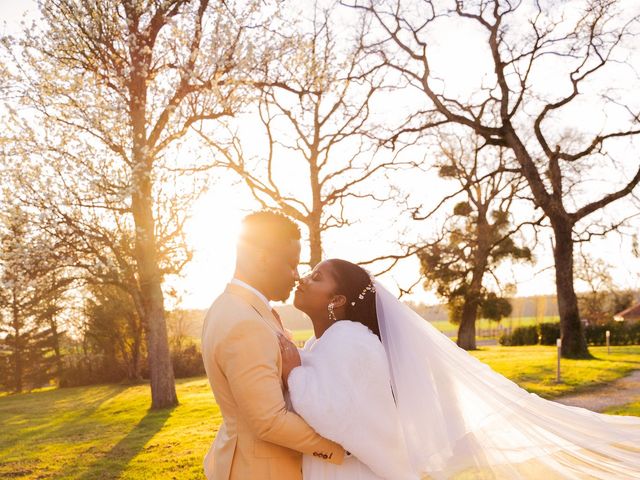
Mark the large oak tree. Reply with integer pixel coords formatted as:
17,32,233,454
350,0,640,357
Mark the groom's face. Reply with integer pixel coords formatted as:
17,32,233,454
262,239,301,302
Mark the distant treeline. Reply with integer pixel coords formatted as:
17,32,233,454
407,295,561,323
407,291,639,323
178,290,640,336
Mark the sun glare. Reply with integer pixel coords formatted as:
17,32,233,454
179,184,248,310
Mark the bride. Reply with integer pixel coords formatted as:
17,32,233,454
279,259,640,480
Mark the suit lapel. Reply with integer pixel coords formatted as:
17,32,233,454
225,283,284,334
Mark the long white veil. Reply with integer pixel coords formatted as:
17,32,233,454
375,280,640,479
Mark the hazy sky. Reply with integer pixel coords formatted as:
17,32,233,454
2,1,640,310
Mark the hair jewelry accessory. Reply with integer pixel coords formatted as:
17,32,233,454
350,282,376,306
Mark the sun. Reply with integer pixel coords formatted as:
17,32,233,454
177,184,251,310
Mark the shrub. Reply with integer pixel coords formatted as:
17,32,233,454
499,320,640,347
171,343,205,378
59,353,125,388
538,322,560,345
499,325,538,346
586,321,640,346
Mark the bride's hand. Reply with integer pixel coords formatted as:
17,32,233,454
277,333,301,387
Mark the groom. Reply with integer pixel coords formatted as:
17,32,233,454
201,210,345,479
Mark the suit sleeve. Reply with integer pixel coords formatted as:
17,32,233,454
217,319,345,464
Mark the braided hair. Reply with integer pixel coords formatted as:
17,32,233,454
325,259,380,339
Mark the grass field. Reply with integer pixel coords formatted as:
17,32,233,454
0,378,218,479
472,345,640,398
605,401,640,416
1,345,638,479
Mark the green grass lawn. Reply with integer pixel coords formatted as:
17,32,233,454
605,401,640,416
0,378,219,479
1,345,638,479
471,345,640,398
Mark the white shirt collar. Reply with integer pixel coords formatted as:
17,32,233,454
231,278,271,310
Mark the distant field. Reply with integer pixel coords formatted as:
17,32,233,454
291,316,561,342
1,344,638,479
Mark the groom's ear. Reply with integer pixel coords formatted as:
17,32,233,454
331,294,347,309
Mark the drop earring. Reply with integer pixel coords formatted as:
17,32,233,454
328,303,336,322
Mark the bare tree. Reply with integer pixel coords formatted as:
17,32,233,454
201,2,403,267
349,0,640,357
416,133,533,349
575,251,634,325
3,0,276,407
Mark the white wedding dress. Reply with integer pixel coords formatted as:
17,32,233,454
289,281,640,480
287,320,417,480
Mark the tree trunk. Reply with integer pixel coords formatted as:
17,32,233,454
132,190,177,407
12,293,23,393
49,318,63,383
131,167,177,408
131,320,143,382
552,222,591,358
13,335,22,394
457,215,491,350
129,42,177,408
457,297,479,350
308,221,323,268
457,260,487,350
308,132,323,270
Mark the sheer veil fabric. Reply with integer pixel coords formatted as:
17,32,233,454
375,280,640,479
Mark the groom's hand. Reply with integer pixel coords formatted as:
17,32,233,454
277,333,301,387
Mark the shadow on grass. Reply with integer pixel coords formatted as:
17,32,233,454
73,406,174,480
0,385,126,455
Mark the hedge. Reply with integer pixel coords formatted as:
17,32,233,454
499,321,640,346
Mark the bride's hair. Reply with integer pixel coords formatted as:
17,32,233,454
326,259,380,340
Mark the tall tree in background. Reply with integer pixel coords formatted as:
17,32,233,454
31,272,71,384
84,284,145,382
203,2,401,267
416,135,532,349
0,206,69,392
4,0,276,407
352,0,640,357
4,139,202,394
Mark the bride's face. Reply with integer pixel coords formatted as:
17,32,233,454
293,261,339,316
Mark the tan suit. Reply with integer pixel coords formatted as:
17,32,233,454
202,283,345,479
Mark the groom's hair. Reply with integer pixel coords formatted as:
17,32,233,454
238,210,301,249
